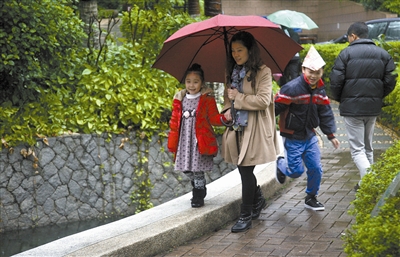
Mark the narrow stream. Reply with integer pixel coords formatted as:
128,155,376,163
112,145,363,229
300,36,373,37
0,216,126,257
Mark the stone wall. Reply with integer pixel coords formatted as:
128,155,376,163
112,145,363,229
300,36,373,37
0,133,235,232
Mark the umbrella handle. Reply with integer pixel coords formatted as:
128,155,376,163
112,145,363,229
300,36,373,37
221,100,236,127
221,116,234,127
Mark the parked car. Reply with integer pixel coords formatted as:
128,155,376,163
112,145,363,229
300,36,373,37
366,17,400,41
317,34,347,44
317,17,400,44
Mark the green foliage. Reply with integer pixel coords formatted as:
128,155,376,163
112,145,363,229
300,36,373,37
350,0,399,12
72,0,201,136
0,0,201,149
374,36,400,63
67,42,178,136
98,9,119,19
0,0,86,93
119,0,196,48
130,138,154,213
67,0,200,139
343,140,400,256
383,72,400,131
0,0,88,146
131,166,154,213
358,0,385,10
0,0,200,212
374,39,400,131
383,0,400,14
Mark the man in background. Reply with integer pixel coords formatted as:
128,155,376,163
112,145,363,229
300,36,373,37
330,22,397,191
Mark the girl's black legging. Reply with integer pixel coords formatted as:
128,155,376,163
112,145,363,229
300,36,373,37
238,165,257,206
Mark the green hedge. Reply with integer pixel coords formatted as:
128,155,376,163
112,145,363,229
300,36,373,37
343,140,400,256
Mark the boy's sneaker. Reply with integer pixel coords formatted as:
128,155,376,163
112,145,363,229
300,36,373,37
304,195,325,211
276,157,286,184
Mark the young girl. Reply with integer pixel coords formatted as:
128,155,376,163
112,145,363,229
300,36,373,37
168,63,229,208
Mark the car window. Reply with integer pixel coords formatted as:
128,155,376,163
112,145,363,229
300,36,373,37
367,22,387,39
386,21,400,40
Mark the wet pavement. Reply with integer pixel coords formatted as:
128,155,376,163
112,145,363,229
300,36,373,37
155,101,397,257
5,99,396,257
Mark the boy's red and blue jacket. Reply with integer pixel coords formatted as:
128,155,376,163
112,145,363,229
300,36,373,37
274,74,336,140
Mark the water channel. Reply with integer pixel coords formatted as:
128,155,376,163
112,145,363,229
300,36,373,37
0,216,126,256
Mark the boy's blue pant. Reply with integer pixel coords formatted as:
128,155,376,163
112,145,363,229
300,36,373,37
277,135,323,196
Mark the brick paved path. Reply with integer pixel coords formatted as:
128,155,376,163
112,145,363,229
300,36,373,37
155,103,395,257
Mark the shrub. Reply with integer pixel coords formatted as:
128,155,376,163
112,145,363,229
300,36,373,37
0,0,87,147
0,0,198,148
66,1,200,137
343,140,400,256
376,39,400,132
68,42,179,135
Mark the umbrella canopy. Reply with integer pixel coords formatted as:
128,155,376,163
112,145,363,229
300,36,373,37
152,14,303,83
267,10,318,30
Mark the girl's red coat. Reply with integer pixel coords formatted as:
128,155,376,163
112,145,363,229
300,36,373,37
168,89,226,157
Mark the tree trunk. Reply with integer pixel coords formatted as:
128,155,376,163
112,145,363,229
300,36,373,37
79,0,100,49
188,0,200,17
204,0,222,17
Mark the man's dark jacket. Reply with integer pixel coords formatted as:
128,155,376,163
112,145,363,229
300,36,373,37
330,39,397,117
275,75,336,141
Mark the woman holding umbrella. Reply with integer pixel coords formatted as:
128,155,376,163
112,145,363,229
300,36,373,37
222,31,280,233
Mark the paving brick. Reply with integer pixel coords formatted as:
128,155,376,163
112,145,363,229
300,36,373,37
155,102,395,256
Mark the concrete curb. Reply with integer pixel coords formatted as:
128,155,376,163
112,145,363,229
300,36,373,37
15,135,284,257
14,163,283,257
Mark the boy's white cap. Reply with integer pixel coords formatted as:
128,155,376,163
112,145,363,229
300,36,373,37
302,45,326,71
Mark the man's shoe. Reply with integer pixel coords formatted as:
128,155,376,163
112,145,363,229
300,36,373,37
276,156,286,184
304,195,325,211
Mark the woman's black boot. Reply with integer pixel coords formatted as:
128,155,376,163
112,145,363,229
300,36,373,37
191,187,206,208
231,204,252,233
252,185,267,220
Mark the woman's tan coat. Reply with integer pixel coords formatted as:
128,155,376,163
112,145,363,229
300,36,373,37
221,65,280,166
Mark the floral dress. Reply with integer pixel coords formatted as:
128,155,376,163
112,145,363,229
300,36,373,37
174,93,214,172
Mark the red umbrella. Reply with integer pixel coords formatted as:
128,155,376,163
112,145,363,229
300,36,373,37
152,14,303,83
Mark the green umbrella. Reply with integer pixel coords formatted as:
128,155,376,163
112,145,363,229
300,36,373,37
267,10,318,30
